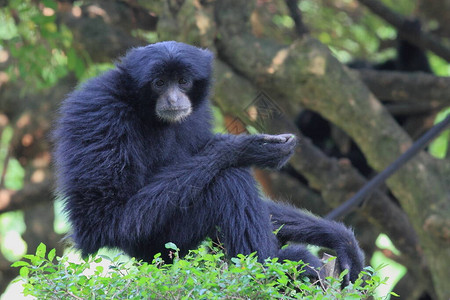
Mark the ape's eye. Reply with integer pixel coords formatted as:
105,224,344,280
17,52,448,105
155,80,165,87
179,78,187,85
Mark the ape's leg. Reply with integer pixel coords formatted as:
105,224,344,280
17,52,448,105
267,201,364,284
119,133,296,247
113,133,297,262
207,168,279,260
128,167,280,263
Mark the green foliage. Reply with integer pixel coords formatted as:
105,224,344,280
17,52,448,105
0,0,86,90
0,126,25,190
0,125,27,262
13,242,391,299
371,234,406,298
429,108,450,159
429,54,450,76
297,0,385,61
293,0,450,76
79,63,115,83
0,211,26,261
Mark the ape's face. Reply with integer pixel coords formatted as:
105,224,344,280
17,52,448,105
152,73,194,123
121,41,213,124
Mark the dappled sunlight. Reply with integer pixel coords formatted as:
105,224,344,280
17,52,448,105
42,7,55,17
16,114,31,129
0,72,9,87
267,48,289,74
30,170,45,184
196,13,211,35
72,6,82,18
307,55,326,76
367,93,384,114
0,190,12,211
86,5,110,23
0,50,8,63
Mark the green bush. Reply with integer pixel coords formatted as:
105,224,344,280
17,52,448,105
12,242,394,299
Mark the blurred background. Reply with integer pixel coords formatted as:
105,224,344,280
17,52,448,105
0,0,449,299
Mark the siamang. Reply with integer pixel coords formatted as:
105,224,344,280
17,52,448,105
53,41,364,284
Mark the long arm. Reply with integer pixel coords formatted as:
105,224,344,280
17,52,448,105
120,133,298,241
117,133,297,261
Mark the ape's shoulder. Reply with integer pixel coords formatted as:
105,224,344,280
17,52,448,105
60,69,134,124
67,68,130,105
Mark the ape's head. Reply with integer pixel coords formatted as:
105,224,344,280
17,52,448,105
121,41,213,124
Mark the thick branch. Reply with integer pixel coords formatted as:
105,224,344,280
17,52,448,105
357,0,450,62
385,103,444,116
213,60,423,272
57,1,156,62
355,69,450,104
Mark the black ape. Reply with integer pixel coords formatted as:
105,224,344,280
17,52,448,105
53,41,364,283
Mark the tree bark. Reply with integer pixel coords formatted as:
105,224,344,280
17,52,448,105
354,69,450,104
212,60,432,291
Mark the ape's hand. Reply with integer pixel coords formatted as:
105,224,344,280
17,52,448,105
234,133,297,169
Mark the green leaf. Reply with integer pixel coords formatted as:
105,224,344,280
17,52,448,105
48,248,56,261
19,266,29,277
277,276,288,285
42,0,58,9
165,242,179,251
23,254,39,265
67,48,77,71
11,261,30,268
94,257,103,263
74,57,86,78
36,243,46,258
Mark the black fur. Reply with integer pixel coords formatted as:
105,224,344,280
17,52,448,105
53,41,364,284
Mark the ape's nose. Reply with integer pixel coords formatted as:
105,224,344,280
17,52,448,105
167,96,178,105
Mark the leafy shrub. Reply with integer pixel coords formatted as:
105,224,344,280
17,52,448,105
12,242,394,299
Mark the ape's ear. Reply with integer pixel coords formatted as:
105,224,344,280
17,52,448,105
200,48,214,64
190,48,214,80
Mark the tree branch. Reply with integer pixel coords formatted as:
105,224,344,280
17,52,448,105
385,103,444,116
0,179,53,214
57,1,157,62
354,69,450,104
285,0,309,37
213,60,425,274
357,0,450,61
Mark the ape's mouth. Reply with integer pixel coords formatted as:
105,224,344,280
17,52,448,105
157,107,192,123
